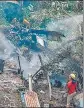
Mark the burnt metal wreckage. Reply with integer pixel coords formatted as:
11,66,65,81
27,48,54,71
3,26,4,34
0,42,83,107
10,26,65,43
0,1,83,107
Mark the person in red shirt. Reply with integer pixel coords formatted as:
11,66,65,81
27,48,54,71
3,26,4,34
66,73,77,107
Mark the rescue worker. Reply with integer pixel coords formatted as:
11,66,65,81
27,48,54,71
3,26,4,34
23,19,30,28
66,73,77,107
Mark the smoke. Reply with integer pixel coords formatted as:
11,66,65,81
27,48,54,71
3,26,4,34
46,15,83,49
0,32,15,60
0,15,83,79
47,15,83,37
0,31,41,79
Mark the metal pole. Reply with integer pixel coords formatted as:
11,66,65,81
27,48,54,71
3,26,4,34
17,55,21,74
38,54,43,66
47,73,52,100
38,54,52,100
29,74,32,91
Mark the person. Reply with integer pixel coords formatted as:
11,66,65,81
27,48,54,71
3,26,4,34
66,73,77,107
23,19,30,28
55,80,62,88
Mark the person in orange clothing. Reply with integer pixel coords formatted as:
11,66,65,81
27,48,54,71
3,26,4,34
66,73,77,107
23,19,30,28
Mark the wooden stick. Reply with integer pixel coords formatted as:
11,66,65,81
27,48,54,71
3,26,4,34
29,74,32,91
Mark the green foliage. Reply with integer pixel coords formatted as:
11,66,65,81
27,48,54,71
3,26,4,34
40,18,51,29
0,1,83,27
22,6,31,20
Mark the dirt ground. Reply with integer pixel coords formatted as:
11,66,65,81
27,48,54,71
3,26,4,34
0,64,82,107
0,71,23,107
33,80,67,107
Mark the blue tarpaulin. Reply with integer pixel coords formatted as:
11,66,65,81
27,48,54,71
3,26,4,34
50,74,67,87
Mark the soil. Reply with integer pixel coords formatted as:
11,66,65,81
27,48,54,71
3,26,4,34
0,71,23,107
33,80,67,107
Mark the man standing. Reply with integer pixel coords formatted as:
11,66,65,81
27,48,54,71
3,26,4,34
66,73,77,107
